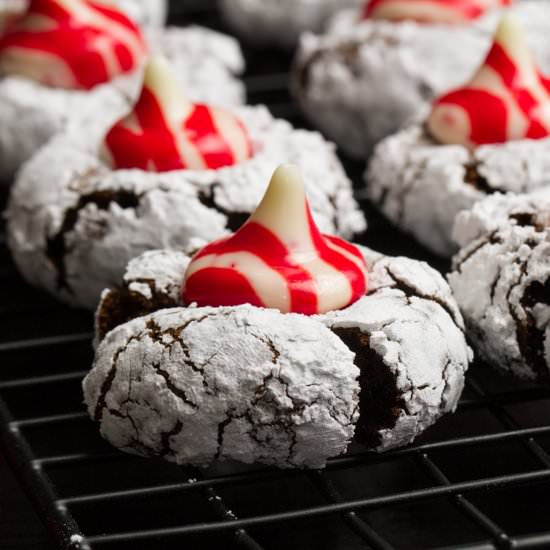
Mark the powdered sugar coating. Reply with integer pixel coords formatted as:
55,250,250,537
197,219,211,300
218,0,363,50
321,253,470,450
93,248,195,348
93,244,470,453
452,189,550,248
450,192,550,382
0,25,245,182
367,124,550,257
293,1,550,158
124,249,193,303
84,305,360,469
7,105,365,310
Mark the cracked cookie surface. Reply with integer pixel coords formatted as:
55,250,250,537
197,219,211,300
90,245,471,460
450,192,550,382
84,305,360,469
367,124,550,257
293,1,550,158
7,105,364,309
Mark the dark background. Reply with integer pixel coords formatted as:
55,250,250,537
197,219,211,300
2,1,550,550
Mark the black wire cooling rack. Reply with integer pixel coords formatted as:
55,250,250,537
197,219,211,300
2,1,550,549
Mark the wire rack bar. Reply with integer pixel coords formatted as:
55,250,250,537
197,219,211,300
12,412,88,429
436,533,550,550
35,451,127,469
329,424,550,466
417,453,510,548
309,470,395,550
0,299,74,315
195,469,267,550
36,423,550,474
0,370,88,391
458,389,550,410
467,377,550,469
511,532,550,549
433,544,495,550
60,468,299,506
0,397,89,550
0,332,93,353
84,469,550,544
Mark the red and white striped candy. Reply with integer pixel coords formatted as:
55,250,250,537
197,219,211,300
0,0,146,90
363,0,511,23
427,14,550,149
183,164,368,315
103,57,252,172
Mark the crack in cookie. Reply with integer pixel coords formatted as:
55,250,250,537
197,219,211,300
47,189,141,292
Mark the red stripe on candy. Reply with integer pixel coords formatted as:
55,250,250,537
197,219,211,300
0,0,145,90
105,88,250,172
183,105,236,170
308,211,368,302
485,43,547,130
324,234,365,261
185,267,264,309
435,88,508,145
191,222,319,314
183,164,368,315
105,87,185,171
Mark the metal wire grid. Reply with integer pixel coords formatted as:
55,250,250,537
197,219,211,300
1,1,550,549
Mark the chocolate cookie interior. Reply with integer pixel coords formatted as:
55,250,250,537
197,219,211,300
97,282,178,339
332,326,404,448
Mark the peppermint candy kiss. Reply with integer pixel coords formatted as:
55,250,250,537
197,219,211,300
183,165,368,315
363,0,511,23
0,0,146,89
103,56,253,172
427,14,550,149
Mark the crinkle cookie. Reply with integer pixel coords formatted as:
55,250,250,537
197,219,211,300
85,166,471,469
367,14,550,257
449,192,550,383
293,0,550,158
0,0,244,182
6,62,364,311
219,0,363,50
86,305,361,469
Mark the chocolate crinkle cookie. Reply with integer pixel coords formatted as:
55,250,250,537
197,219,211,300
218,0,363,50
449,192,550,383
7,103,363,310
86,244,471,468
367,12,550,258
367,125,550,258
0,7,245,182
293,1,550,158
86,305,361,469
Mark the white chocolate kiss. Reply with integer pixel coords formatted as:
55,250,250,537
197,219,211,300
184,164,367,313
103,56,250,171
0,0,145,89
428,14,550,149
